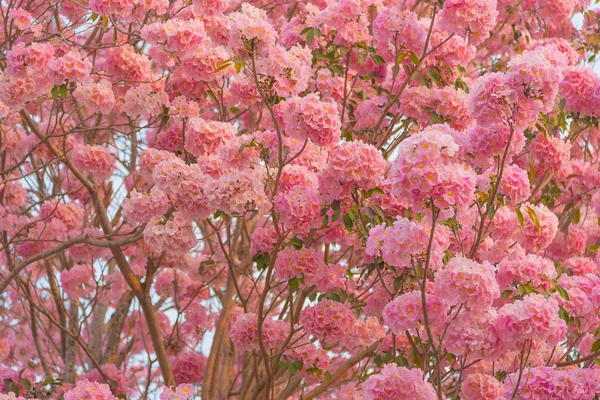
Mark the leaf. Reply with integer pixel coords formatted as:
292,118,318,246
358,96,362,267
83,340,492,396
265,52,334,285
306,30,315,44
592,339,600,353
332,208,341,222
91,12,99,22
525,205,541,233
426,70,440,86
393,277,403,292
588,245,600,253
408,51,421,66
556,285,570,301
20,379,31,392
501,289,513,299
558,306,569,324
574,208,581,224
300,27,313,35
343,214,353,231
288,277,299,291
215,60,232,73
51,85,59,99
397,53,406,64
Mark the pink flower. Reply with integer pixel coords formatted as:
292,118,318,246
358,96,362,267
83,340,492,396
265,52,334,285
438,0,498,45
184,118,235,157
143,212,198,255
300,300,356,343
461,373,502,400
362,365,437,400
366,217,449,270
382,291,446,334
228,4,277,55
435,256,500,308
495,294,567,350
230,312,288,351
560,67,600,116
280,93,341,148
73,79,116,115
319,140,387,202
64,380,118,400
122,187,169,225
8,8,33,30
274,186,323,235
60,264,95,298
502,367,600,400
274,247,328,286
444,308,504,361
90,0,134,16
513,203,559,253
72,144,116,181
172,352,207,385
48,50,93,83
497,249,557,289
160,384,195,400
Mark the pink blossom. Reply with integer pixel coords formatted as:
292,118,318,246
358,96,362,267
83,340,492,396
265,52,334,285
382,291,446,334
434,256,500,308
73,79,116,115
300,300,356,343
122,187,169,225
280,93,341,148
143,212,198,254
231,312,288,351
461,373,502,400
72,144,116,181
362,365,437,400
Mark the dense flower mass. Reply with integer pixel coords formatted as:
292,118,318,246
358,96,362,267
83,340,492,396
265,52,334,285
2,0,600,398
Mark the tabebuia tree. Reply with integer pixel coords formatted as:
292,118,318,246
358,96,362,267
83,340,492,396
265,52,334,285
3,0,600,398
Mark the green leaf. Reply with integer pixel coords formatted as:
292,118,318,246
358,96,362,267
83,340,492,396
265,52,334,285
592,339,600,353
288,277,299,291
91,12,99,22
397,53,406,64
300,27,313,36
306,30,315,44
556,285,570,301
408,52,421,66
588,245,600,253
59,84,68,98
20,379,31,392
574,208,581,224
501,289,513,299
51,85,59,99
558,306,569,324
525,205,541,233
332,208,342,222
343,214,353,231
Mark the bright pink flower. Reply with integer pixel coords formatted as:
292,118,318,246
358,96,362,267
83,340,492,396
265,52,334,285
60,264,94,298
434,256,500,308
172,352,207,385
143,212,198,255
495,294,567,349
73,79,115,115
382,291,446,334
184,118,235,157
72,144,116,181
230,312,288,351
438,0,498,45
461,373,502,400
64,380,118,400
362,365,437,400
122,187,169,225
280,93,341,148
300,300,356,343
